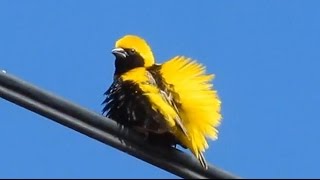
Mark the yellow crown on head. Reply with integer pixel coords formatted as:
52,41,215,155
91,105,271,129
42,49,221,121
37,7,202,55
115,35,155,67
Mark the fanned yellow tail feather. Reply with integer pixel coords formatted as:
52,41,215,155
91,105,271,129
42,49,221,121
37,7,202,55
160,56,222,168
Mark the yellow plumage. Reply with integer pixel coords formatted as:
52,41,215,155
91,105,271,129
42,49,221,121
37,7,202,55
103,34,222,169
160,56,222,168
121,67,181,130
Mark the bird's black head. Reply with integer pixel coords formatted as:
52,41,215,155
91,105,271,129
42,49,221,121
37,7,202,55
112,47,145,76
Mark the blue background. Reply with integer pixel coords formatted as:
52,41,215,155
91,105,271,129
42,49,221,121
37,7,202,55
1,0,319,178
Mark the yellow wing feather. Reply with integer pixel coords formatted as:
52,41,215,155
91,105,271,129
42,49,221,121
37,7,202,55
121,67,185,132
160,56,222,168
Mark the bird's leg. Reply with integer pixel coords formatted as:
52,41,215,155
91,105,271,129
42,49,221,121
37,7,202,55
133,126,150,141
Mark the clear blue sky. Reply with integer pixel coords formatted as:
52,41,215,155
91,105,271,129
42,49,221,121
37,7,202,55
1,0,319,178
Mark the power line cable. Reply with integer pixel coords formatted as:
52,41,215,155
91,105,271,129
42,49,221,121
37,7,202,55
0,70,241,179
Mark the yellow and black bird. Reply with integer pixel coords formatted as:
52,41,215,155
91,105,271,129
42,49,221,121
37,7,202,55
102,35,222,169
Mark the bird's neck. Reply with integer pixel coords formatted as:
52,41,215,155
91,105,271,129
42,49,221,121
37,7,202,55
114,57,145,76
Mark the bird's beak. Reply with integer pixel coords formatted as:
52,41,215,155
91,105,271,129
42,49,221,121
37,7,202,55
111,48,128,58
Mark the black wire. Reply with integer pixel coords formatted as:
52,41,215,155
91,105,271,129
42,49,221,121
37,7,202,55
0,70,241,179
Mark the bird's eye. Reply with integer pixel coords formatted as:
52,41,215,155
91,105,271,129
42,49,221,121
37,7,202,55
130,49,136,53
